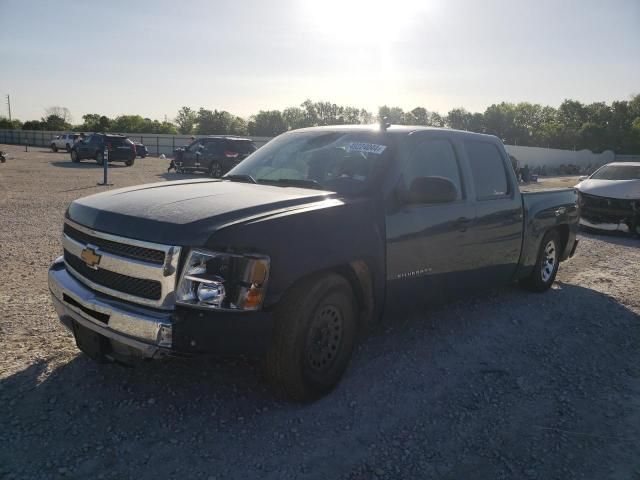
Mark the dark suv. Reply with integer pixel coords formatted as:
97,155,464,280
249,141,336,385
70,134,137,166
173,136,257,177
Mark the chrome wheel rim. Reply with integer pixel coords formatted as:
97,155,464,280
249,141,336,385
541,240,557,283
306,304,343,373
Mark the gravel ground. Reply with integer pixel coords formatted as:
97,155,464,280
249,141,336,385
1,145,639,480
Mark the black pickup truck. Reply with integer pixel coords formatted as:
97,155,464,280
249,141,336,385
49,126,579,401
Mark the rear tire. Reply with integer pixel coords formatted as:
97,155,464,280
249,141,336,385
265,273,358,402
209,161,223,178
521,230,561,292
96,151,104,166
125,156,135,167
65,143,71,152
51,144,58,152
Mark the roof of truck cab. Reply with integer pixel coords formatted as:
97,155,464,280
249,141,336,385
197,135,253,141
290,124,501,141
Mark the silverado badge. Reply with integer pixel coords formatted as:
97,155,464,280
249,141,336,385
80,246,101,269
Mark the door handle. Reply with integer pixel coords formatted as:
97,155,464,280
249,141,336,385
453,217,472,232
555,207,566,216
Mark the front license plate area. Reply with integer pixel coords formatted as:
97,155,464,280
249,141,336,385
73,321,110,361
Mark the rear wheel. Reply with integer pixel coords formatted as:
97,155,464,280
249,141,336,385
522,230,561,292
265,273,358,402
65,143,71,152
71,150,80,163
51,144,58,152
96,151,104,166
208,161,223,178
125,156,135,167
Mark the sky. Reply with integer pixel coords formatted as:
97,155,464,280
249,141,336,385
1,0,639,123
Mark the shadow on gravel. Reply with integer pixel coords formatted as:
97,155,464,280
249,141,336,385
50,161,130,169
578,228,639,248
2,282,639,479
156,171,206,181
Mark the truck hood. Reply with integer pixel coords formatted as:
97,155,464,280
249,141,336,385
575,178,640,200
67,179,338,245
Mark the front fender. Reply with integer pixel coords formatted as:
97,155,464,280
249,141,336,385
204,197,386,315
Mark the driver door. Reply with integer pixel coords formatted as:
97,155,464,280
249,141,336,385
386,135,476,306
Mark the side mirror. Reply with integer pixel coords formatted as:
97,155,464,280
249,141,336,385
404,176,458,204
578,175,588,181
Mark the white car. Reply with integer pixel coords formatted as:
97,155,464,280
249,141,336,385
575,162,640,235
50,133,80,152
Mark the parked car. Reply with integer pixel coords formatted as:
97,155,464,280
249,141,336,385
51,133,79,152
575,162,640,235
134,142,148,158
173,136,257,177
49,125,579,401
70,133,136,166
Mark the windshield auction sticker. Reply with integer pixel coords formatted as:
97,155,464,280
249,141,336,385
346,143,387,155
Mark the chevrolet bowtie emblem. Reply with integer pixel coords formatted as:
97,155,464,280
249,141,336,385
80,246,102,269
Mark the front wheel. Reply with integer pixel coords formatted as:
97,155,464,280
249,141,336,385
51,144,58,152
521,230,561,292
65,143,71,152
265,273,358,402
71,150,80,163
96,151,104,166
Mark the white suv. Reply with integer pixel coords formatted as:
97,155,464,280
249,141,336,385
51,133,79,152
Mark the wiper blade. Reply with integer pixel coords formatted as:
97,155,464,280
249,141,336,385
258,178,323,189
222,174,256,184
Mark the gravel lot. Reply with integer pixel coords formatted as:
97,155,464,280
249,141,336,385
1,145,639,480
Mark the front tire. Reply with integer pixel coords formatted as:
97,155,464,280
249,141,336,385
265,273,358,402
96,151,104,166
522,230,561,292
65,143,71,152
71,150,80,163
51,144,58,152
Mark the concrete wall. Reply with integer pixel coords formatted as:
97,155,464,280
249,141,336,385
505,145,616,172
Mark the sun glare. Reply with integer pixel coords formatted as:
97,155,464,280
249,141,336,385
301,0,430,45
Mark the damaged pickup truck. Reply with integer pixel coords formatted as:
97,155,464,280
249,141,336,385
49,125,579,401
575,162,640,236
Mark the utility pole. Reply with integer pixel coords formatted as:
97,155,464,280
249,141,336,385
6,95,11,122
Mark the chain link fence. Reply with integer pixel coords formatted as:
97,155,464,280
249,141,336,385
0,129,271,157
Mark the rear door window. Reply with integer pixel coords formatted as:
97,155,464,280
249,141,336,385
228,140,257,155
465,141,510,199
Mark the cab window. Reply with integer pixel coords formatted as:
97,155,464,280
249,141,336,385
405,138,463,200
465,141,510,200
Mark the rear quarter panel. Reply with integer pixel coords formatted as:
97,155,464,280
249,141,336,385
518,188,579,277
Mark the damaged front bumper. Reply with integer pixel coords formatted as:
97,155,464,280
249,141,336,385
579,193,639,235
49,256,274,361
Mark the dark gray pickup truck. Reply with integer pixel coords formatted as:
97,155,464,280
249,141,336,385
49,125,579,401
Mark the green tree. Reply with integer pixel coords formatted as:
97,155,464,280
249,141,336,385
22,120,44,130
79,114,112,132
42,114,71,131
195,109,247,135
0,117,23,129
282,106,309,130
446,108,473,130
175,106,197,134
248,110,287,136
378,105,406,124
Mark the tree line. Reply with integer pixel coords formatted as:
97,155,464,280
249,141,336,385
1,96,639,153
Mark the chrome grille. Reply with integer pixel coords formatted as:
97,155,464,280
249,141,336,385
64,223,165,264
62,220,181,309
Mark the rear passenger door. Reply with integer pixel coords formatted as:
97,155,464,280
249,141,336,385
386,135,477,303
463,140,523,285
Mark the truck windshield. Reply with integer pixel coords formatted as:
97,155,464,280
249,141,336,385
591,165,640,180
225,130,392,196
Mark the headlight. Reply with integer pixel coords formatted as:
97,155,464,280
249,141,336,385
176,249,269,311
